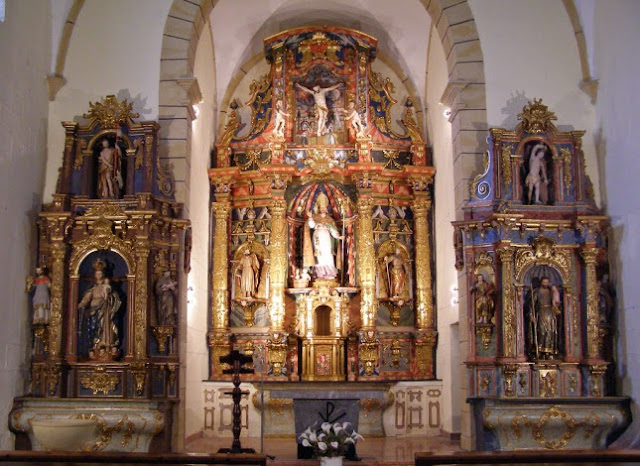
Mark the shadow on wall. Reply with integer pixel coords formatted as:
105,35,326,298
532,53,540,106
70,90,153,123
500,90,529,129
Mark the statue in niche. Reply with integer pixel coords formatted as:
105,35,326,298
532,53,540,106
155,270,178,325
295,82,343,136
528,276,562,360
97,137,123,199
598,274,614,324
339,101,365,138
471,273,495,325
25,266,51,324
235,249,261,298
304,193,343,280
383,247,410,300
525,142,549,204
78,259,122,359
272,99,289,139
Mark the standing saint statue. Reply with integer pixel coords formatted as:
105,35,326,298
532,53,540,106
384,248,410,300
77,259,122,359
304,193,343,280
296,82,342,136
155,270,178,325
525,143,548,204
97,138,123,199
235,249,261,298
471,274,494,324
26,266,51,324
529,276,562,360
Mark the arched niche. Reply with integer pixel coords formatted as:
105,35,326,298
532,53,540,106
86,129,133,200
314,305,333,336
74,249,131,361
286,181,356,286
516,138,557,206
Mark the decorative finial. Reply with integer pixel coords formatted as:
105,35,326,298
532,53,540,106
518,98,557,133
83,95,139,129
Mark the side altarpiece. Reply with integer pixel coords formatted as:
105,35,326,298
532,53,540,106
10,96,190,452
454,99,630,450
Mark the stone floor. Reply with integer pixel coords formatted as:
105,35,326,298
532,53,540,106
185,435,462,465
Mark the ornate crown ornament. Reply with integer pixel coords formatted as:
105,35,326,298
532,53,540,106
83,95,140,129
518,98,557,133
93,258,107,272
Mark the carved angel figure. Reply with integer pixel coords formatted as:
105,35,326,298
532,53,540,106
340,101,366,138
272,99,289,138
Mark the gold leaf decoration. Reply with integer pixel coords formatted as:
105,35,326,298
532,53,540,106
80,367,119,395
83,95,139,129
518,98,557,133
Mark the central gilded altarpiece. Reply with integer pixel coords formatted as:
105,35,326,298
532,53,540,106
205,27,441,437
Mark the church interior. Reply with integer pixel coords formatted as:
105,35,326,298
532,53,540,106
1,0,640,464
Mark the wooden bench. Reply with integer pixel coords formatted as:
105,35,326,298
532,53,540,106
0,450,267,465
416,449,640,465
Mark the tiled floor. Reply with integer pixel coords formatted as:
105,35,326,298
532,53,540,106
185,435,462,465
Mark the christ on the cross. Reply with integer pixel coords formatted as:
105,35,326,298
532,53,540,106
296,82,342,136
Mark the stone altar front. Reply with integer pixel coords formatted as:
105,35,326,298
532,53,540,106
201,381,443,439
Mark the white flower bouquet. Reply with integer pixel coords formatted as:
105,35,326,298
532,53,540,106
299,421,364,458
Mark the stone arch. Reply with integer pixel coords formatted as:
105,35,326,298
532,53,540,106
47,0,85,100
157,0,215,203
562,0,599,103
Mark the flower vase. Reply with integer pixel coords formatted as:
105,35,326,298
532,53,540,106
320,457,343,466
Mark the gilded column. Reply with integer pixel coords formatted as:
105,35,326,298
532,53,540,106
47,240,67,359
413,196,434,329
581,246,600,359
356,197,376,328
209,201,231,377
498,244,516,358
413,195,436,378
133,236,150,359
268,199,287,331
211,201,231,331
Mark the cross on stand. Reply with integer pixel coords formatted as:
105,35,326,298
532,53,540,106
218,350,255,454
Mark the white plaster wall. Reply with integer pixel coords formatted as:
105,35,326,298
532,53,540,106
43,0,171,202
589,0,640,446
184,25,216,441
469,0,601,206
426,25,459,436
0,0,51,449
